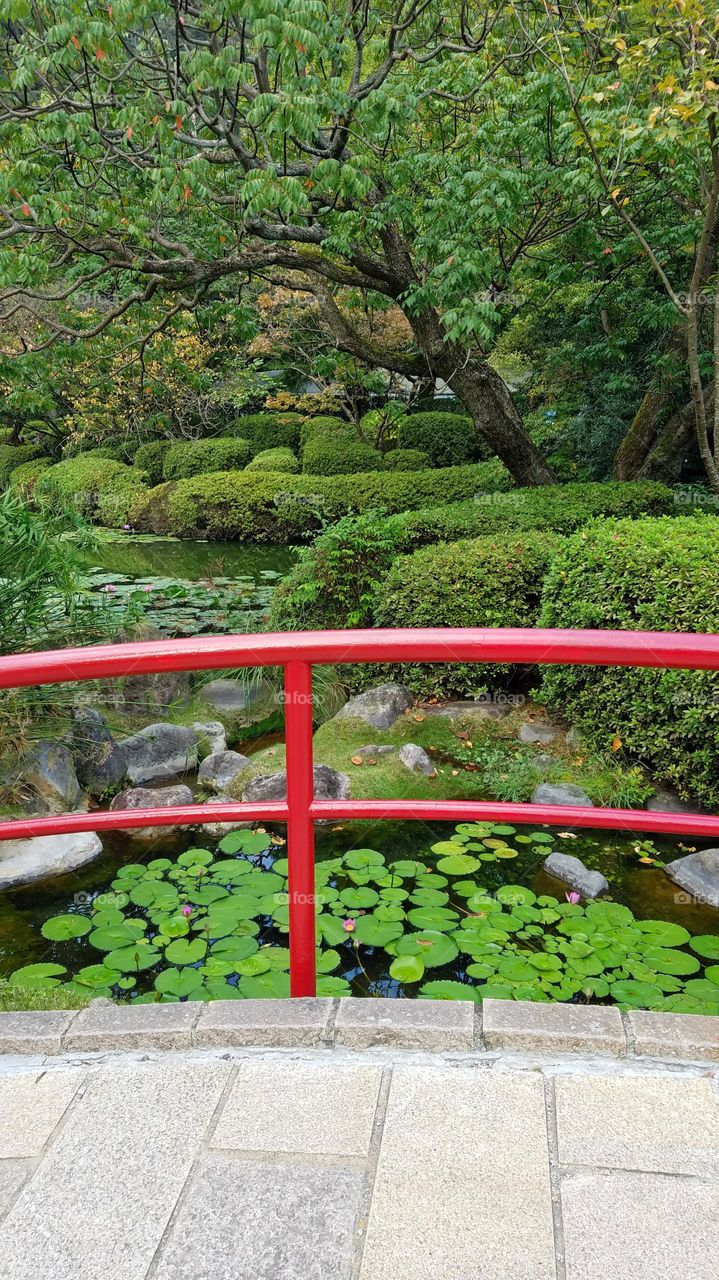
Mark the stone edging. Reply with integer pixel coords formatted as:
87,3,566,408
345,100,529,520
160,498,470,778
1,997,719,1062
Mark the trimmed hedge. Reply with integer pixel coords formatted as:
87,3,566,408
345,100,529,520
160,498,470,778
245,448,299,473
396,411,486,468
135,441,171,485
271,481,674,633
229,412,304,452
302,435,383,475
371,531,562,697
539,515,719,809
0,443,44,487
383,449,431,471
299,415,350,449
131,459,512,542
163,437,252,481
9,458,53,494
36,454,148,524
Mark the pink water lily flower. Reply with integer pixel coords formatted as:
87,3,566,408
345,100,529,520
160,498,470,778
342,918,356,933
181,904,193,917
565,891,581,905
103,584,117,593
142,584,153,592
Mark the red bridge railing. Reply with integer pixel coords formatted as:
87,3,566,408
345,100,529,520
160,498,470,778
1,626,719,997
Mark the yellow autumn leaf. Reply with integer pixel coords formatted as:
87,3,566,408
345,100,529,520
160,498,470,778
610,735,622,752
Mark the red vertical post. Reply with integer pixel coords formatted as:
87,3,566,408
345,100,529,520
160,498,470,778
284,660,317,997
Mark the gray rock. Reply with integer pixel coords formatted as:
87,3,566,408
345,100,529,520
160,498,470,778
110,783,194,843
646,786,700,814
398,743,437,777
121,669,191,715
199,678,269,715
334,683,413,730
71,708,126,796
0,831,103,890
422,699,509,720
534,753,557,771
532,782,594,807
119,723,198,785
195,795,255,840
519,723,557,745
566,726,582,749
198,750,251,794
13,741,82,813
354,744,397,758
544,852,609,899
243,765,350,803
664,848,719,908
192,721,227,755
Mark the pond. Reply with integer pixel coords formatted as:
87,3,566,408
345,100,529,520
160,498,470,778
78,535,297,636
4,818,719,1013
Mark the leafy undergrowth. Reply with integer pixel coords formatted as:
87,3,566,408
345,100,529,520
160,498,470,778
0,980,93,1013
8,825,719,1014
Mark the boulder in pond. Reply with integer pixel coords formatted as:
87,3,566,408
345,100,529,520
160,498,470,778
243,764,350,803
71,707,126,796
196,795,255,840
544,852,609,900
109,783,194,843
398,743,436,777
193,721,227,755
199,678,271,716
10,741,82,814
0,831,103,891
664,848,719,909
646,786,701,815
334,683,413,731
532,782,594,807
198,750,251,794
119,723,198,785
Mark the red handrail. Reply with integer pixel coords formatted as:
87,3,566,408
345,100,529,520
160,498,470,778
1,626,718,997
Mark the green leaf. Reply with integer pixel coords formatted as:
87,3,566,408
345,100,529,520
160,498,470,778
8,962,67,988
418,980,478,1002
41,914,92,941
389,954,426,983
690,935,719,960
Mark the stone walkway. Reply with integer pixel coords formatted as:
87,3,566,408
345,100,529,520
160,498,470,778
1,1039,719,1280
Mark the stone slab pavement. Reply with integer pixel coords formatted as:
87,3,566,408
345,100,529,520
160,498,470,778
1,1042,719,1280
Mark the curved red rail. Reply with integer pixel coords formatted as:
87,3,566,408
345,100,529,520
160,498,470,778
1,626,718,996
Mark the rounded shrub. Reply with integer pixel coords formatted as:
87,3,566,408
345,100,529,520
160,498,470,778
396,411,486,468
383,449,431,471
372,531,562,697
36,454,148,523
539,515,719,809
244,447,299,474
302,435,383,476
162,437,252,481
131,460,512,542
229,413,304,452
299,416,350,450
0,443,44,487
9,458,53,494
135,441,171,485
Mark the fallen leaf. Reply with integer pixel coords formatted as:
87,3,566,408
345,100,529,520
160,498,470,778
350,755,364,766
412,713,425,722
610,735,622,752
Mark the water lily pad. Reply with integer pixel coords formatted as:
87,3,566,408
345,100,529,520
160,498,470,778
155,967,205,998
436,854,480,875
340,887,379,910
210,936,259,964
343,849,385,869
610,978,661,1007
634,920,691,947
238,971,290,998
218,830,271,856
104,944,161,973
690,935,719,960
353,915,404,947
75,964,117,989
641,946,700,976
418,980,478,1002
8,962,67,988
41,914,92,941
394,931,459,968
406,906,458,932
389,954,425,983
316,976,352,997
163,937,207,965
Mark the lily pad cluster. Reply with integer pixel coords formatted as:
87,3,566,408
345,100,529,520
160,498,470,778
9,821,719,1013
84,569,280,636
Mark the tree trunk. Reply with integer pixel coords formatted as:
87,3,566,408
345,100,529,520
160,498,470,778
613,386,673,480
636,388,713,483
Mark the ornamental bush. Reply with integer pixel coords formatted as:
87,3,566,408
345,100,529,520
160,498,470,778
396,411,487,467
372,531,562,697
162,437,252,481
131,459,512,541
298,415,350,450
9,458,53,494
383,448,431,471
135,440,171,485
539,515,719,809
271,481,674,632
244,447,299,473
36,454,148,523
302,434,383,475
229,412,304,452
0,443,44,487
